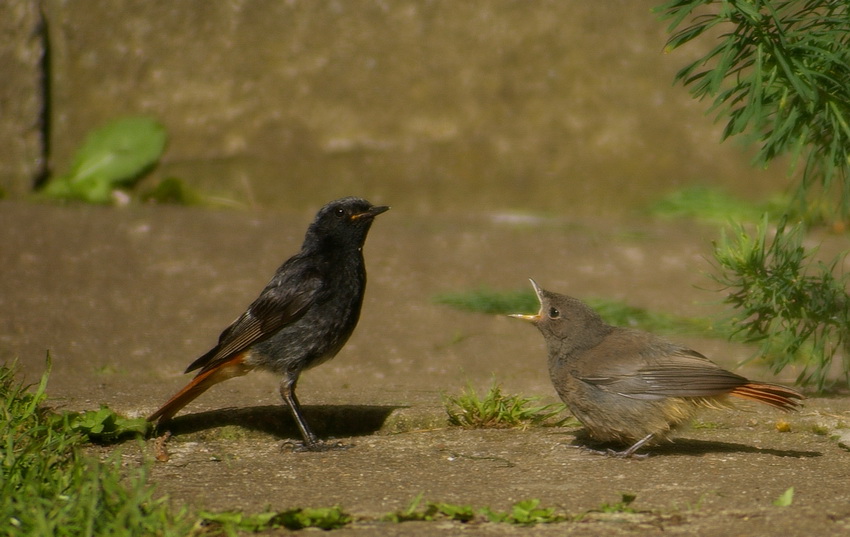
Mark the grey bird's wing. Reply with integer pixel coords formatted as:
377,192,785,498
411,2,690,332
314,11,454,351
573,329,749,400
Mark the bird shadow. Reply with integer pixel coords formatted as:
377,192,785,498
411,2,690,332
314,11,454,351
568,433,822,459
155,404,404,440
647,437,822,458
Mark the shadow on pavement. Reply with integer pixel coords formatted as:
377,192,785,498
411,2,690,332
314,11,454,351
566,435,822,459
154,404,405,439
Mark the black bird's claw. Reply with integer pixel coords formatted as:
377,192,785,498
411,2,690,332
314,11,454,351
279,439,353,453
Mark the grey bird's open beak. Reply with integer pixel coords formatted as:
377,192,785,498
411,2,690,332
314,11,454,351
509,278,543,322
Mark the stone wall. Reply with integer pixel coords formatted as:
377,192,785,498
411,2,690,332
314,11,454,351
0,1,775,212
0,1,45,197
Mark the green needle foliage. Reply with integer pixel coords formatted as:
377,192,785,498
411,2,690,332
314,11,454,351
656,0,850,221
712,216,850,390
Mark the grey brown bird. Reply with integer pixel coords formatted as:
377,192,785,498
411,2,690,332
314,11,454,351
148,197,389,450
511,279,803,457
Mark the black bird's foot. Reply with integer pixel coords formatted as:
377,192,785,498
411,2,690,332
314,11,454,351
279,438,353,453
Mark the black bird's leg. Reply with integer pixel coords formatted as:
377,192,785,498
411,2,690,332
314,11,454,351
278,376,349,452
279,377,318,446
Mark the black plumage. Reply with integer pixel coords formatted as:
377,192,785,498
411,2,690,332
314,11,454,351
148,197,388,450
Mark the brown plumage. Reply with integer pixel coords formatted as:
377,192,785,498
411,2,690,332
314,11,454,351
147,354,252,424
511,279,803,457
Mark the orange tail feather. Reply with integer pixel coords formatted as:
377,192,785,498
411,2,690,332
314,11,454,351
729,382,803,412
147,355,253,423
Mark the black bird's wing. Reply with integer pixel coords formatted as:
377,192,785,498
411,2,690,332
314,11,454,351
186,260,323,375
574,329,749,400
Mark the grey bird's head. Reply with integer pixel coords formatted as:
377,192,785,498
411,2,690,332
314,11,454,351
510,279,611,355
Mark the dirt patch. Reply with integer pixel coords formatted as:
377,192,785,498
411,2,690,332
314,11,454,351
3,201,850,535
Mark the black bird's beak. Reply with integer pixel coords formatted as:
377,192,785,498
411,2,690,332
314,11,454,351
509,278,543,322
351,205,390,221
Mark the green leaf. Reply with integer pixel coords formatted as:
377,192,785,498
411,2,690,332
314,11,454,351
277,507,351,530
773,487,795,507
599,493,638,513
43,116,167,203
200,507,351,532
433,502,476,522
68,404,151,442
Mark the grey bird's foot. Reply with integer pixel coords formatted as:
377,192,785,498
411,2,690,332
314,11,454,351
279,438,353,453
579,446,651,459
571,433,654,459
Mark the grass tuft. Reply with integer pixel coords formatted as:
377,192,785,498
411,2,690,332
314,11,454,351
648,185,766,223
444,381,573,429
0,361,189,537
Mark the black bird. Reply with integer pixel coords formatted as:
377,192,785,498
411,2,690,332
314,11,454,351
148,197,389,450
511,279,803,457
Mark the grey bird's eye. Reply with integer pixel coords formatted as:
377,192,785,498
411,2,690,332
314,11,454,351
548,307,560,319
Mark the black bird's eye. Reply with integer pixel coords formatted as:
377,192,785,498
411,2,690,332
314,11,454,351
334,208,346,219
548,307,560,319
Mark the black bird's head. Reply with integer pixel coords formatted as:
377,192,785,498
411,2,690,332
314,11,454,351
510,279,611,355
305,197,390,251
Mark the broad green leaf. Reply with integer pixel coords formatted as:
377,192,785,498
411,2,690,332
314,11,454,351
43,116,167,203
773,487,795,507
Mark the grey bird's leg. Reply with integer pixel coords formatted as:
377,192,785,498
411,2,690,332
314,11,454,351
578,433,654,459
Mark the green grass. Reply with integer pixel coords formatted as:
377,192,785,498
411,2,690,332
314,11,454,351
434,287,715,336
648,185,768,223
433,287,540,316
199,506,352,534
0,365,661,534
384,494,567,525
596,493,638,514
647,186,838,228
444,381,574,429
0,362,189,537
479,499,568,525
